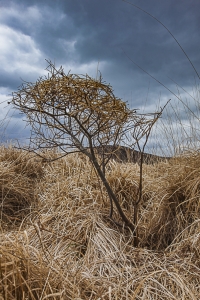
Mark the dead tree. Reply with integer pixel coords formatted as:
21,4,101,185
124,103,170,246
11,61,167,245
11,61,135,231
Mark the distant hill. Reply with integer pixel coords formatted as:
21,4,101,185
94,145,171,164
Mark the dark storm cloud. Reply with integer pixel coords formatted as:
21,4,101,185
0,0,200,150
57,0,200,84
1,0,200,89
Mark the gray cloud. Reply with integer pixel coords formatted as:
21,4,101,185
0,0,200,152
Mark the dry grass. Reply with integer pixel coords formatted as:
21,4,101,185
0,146,44,229
0,146,199,299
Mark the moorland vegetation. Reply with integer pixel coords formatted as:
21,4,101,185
0,145,200,299
1,3,200,298
0,61,200,299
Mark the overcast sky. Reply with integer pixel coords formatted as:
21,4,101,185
0,0,200,154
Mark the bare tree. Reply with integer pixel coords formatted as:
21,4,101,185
10,61,167,244
11,61,136,231
124,103,170,246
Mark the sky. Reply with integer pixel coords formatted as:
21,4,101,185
0,0,200,155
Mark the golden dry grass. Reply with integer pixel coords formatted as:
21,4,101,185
0,146,199,299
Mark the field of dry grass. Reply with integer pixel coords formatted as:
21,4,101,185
0,146,199,299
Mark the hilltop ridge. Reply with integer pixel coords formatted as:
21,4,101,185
94,145,171,164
